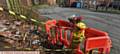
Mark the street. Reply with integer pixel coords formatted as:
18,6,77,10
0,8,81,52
38,7,120,54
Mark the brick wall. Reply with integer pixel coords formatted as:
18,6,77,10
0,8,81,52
47,0,56,5
20,0,32,7
65,0,76,7
69,0,76,6
0,0,7,8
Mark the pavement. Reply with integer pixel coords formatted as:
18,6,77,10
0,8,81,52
38,7,120,54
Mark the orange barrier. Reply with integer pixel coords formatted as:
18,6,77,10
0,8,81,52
85,28,112,54
45,20,112,54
